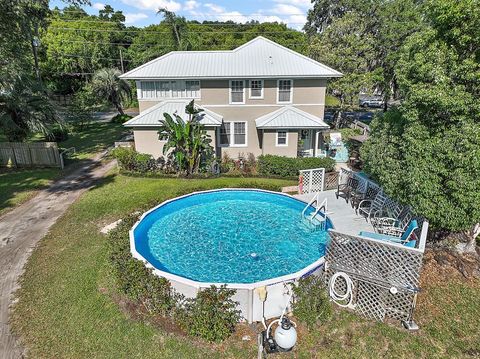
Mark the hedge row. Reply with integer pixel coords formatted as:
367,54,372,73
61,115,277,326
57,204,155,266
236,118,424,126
257,155,336,177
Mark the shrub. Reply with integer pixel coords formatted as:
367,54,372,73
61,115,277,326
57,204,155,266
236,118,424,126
292,275,332,329
111,114,133,124
107,214,176,316
112,147,157,173
257,155,335,177
46,127,69,142
175,285,241,342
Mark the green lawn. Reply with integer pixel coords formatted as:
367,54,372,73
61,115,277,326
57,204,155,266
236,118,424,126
0,122,128,215
11,174,480,358
0,168,60,215
60,122,127,160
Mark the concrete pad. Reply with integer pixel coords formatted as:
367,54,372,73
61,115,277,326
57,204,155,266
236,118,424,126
294,190,374,236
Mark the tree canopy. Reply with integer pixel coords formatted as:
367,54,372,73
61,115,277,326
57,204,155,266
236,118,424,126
306,0,424,108
361,0,480,243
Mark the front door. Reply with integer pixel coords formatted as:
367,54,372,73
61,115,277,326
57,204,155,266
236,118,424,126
298,130,313,157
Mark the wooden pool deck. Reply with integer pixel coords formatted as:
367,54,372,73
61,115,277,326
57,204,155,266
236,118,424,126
293,190,374,236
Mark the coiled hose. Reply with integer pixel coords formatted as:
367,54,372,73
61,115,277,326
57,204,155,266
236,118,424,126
328,271,355,308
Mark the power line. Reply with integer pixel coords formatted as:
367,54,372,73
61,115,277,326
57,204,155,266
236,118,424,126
51,18,306,26
54,9,308,17
52,53,131,62
51,38,308,47
47,26,305,34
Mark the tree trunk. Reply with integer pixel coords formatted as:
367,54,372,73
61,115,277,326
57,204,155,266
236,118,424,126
465,223,480,253
114,102,125,116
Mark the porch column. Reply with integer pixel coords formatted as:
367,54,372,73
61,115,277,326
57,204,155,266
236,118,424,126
313,130,318,157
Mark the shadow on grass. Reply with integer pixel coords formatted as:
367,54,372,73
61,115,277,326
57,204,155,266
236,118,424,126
0,157,116,216
0,168,61,214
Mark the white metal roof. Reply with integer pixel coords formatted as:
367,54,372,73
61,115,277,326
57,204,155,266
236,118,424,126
255,106,330,129
120,36,342,80
124,100,222,127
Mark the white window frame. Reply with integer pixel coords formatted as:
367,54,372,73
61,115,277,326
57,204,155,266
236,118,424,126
218,121,248,147
249,79,264,99
229,80,245,104
277,79,293,104
276,130,288,147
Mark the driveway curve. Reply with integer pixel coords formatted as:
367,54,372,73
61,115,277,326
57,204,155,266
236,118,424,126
0,154,116,359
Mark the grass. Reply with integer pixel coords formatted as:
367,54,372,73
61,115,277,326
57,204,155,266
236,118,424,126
0,122,128,215
0,168,60,215
11,174,480,358
60,122,127,160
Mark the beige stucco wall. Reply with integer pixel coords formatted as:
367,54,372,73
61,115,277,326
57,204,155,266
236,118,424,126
134,78,329,158
262,130,299,157
134,127,217,159
196,79,326,106
138,78,327,110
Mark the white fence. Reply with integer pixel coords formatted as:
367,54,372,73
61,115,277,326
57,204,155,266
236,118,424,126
299,167,325,194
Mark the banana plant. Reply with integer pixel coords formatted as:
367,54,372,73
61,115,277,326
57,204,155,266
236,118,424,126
158,100,213,175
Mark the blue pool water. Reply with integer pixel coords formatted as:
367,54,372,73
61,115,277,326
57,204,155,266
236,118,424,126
133,190,332,284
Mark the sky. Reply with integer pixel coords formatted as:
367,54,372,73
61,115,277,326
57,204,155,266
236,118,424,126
49,0,313,29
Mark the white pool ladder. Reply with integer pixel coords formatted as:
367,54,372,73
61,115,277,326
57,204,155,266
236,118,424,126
301,193,328,231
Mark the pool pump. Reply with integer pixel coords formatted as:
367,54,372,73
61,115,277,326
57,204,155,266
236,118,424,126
260,317,297,355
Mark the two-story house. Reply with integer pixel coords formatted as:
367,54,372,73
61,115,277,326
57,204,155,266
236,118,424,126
120,36,342,159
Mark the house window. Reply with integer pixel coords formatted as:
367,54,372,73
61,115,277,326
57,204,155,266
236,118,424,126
219,122,230,145
220,121,247,146
186,80,200,98
141,81,156,98
276,130,288,146
171,80,183,98
233,122,246,145
230,80,245,104
278,79,292,103
140,80,200,99
156,81,171,98
249,80,263,99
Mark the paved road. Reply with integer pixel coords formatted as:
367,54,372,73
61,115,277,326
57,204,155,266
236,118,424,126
0,154,116,359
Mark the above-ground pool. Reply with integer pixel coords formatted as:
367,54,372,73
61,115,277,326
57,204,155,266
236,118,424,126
130,189,333,322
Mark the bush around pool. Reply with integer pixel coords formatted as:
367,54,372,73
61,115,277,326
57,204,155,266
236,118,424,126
257,155,336,177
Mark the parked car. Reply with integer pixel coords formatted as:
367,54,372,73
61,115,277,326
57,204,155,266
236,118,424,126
359,97,384,108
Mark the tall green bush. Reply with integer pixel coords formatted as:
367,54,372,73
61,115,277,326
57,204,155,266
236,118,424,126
112,147,157,173
257,155,335,177
175,285,241,342
107,215,176,316
292,275,332,329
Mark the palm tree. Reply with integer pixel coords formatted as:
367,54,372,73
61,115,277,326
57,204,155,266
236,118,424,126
157,8,194,51
158,100,214,175
90,68,131,115
0,76,59,142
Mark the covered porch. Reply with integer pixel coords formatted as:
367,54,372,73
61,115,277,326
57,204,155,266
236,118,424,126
255,106,330,158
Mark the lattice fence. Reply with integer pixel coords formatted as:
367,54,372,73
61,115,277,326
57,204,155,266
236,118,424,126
325,230,424,324
324,171,339,190
299,168,325,194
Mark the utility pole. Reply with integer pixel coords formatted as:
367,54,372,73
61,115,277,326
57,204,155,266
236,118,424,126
119,48,125,73
31,22,41,84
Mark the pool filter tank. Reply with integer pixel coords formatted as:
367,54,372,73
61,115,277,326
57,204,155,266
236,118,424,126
274,317,297,350
261,317,297,355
